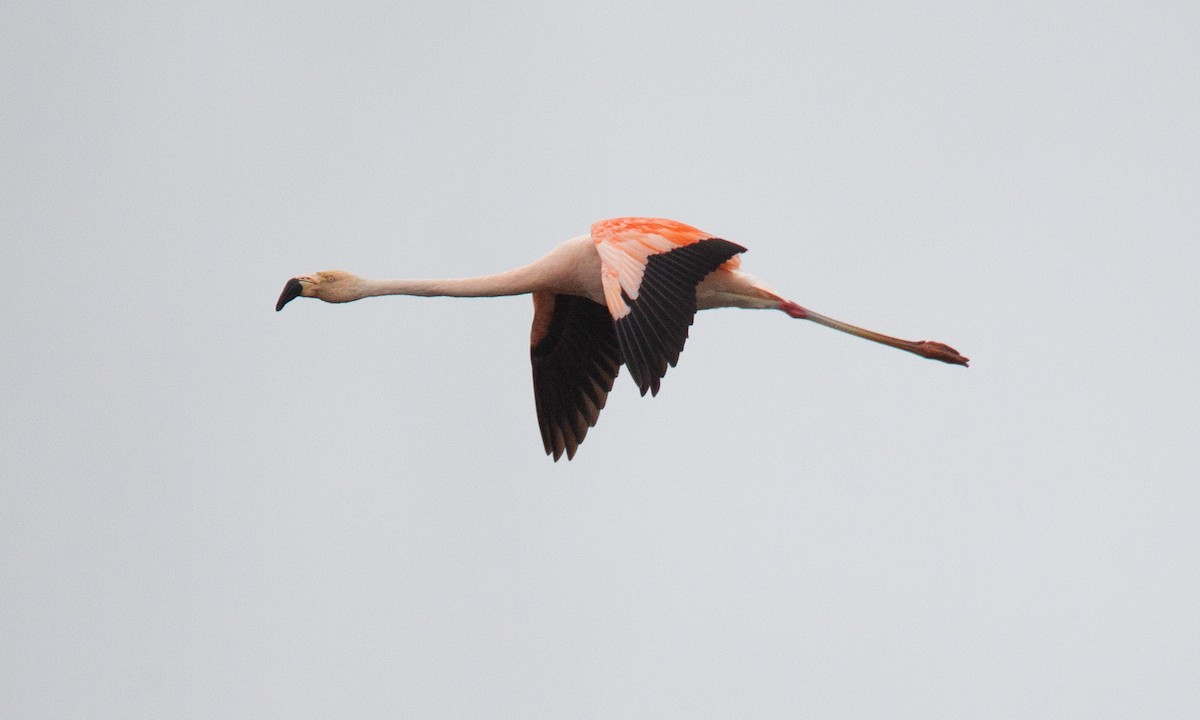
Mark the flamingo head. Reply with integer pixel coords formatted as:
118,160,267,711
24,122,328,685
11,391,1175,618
275,270,363,310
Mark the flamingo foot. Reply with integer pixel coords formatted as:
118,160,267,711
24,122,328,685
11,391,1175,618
913,341,969,366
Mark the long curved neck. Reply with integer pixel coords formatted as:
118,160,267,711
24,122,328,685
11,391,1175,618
358,264,543,299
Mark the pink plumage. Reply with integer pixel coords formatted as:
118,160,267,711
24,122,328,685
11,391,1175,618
278,217,968,460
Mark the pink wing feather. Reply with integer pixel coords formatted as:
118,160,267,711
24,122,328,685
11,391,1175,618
593,217,741,320
591,217,746,396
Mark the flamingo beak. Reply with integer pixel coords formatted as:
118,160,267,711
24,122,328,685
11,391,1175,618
276,278,304,311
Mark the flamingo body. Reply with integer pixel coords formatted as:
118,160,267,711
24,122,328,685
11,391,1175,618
277,217,968,460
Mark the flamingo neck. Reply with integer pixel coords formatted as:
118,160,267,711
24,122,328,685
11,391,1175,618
360,265,542,299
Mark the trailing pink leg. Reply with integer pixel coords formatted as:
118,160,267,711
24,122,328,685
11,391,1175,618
777,300,968,366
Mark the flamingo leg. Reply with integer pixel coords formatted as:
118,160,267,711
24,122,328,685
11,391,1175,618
779,301,968,366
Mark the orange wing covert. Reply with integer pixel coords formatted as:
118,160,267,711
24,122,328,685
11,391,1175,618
592,217,746,396
593,218,742,320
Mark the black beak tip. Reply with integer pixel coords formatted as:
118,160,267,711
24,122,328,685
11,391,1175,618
276,278,303,311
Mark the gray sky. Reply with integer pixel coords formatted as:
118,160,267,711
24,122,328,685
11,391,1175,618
4,1,1198,717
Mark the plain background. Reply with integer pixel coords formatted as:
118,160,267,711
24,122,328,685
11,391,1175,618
4,1,1198,717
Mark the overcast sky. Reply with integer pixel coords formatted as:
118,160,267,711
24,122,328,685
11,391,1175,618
4,2,1198,717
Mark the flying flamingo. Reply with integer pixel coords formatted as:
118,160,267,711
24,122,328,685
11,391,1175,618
277,217,968,460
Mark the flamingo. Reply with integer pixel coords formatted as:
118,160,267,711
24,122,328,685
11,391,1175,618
277,217,968,460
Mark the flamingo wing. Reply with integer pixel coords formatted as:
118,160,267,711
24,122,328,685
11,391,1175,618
530,292,621,461
593,218,746,396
